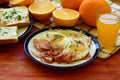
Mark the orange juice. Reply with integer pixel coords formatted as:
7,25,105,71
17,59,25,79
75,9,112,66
97,13,120,47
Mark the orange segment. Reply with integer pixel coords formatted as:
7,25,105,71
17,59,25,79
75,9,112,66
29,1,56,21
52,8,80,27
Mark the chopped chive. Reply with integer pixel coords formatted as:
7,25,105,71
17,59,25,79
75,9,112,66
76,40,82,44
5,15,9,19
53,34,62,40
46,34,50,38
75,49,77,52
11,8,17,14
4,32,8,34
2,12,7,16
16,15,22,20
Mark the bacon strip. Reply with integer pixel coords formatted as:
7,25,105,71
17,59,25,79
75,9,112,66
33,39,76,63
33,39,51,51
55,52,76,63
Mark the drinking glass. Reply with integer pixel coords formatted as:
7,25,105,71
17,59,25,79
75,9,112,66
97,7,120,48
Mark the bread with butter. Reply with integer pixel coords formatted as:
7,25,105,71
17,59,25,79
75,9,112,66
0,6,30,27
0,26,18,44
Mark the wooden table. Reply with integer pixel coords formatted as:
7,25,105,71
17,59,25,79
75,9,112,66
0,26,120,80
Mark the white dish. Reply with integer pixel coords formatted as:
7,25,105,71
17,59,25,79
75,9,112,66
24,27,100,68
0,6,33,39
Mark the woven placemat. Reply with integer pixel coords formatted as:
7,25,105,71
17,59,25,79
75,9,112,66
33,0,120,59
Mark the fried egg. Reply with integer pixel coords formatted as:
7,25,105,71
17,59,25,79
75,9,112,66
31,29,92,62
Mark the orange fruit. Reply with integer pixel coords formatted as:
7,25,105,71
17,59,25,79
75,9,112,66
35,0,49,2
79,0,111,26
12,0,34,6
29,1,56,21
52,8,80,27
60,0,83,10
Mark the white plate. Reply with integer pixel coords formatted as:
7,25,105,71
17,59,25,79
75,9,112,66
0,6,33,39
24,27,100,68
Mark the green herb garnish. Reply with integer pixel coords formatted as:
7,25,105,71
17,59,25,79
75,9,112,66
46,34,50,38
3,32,8,34
11,8,17,15
53,34,62,41
16,15,22,20
2,12,7,16
5,15,9,19
3,8,23,21
75,40,82,44
75,49,77,52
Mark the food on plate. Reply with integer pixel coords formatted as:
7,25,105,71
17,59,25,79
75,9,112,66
11,0,34,6
60,0,83,10
29,29,92,64
29,1,56,21
0,26,18,44
79,0,111,26
0,6,30,27
52,8,80,27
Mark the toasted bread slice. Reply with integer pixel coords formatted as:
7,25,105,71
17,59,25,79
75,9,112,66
0,26,18,44
0,6,30,27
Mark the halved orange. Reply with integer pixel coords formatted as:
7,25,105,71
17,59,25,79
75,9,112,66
52,8,80,27
11,0,34,6
29,1,56,21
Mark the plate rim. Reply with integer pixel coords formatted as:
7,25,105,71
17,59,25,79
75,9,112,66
0,6,33,39
24,26,100,68
18,16,33,39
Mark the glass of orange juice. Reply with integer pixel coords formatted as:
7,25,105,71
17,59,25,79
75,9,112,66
97,7,120,48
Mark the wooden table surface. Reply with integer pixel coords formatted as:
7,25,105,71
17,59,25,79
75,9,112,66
0,26,120,80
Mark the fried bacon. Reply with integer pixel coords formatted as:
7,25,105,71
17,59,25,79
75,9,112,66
33,39,51,51
55,52,76,63
33,39,76,63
